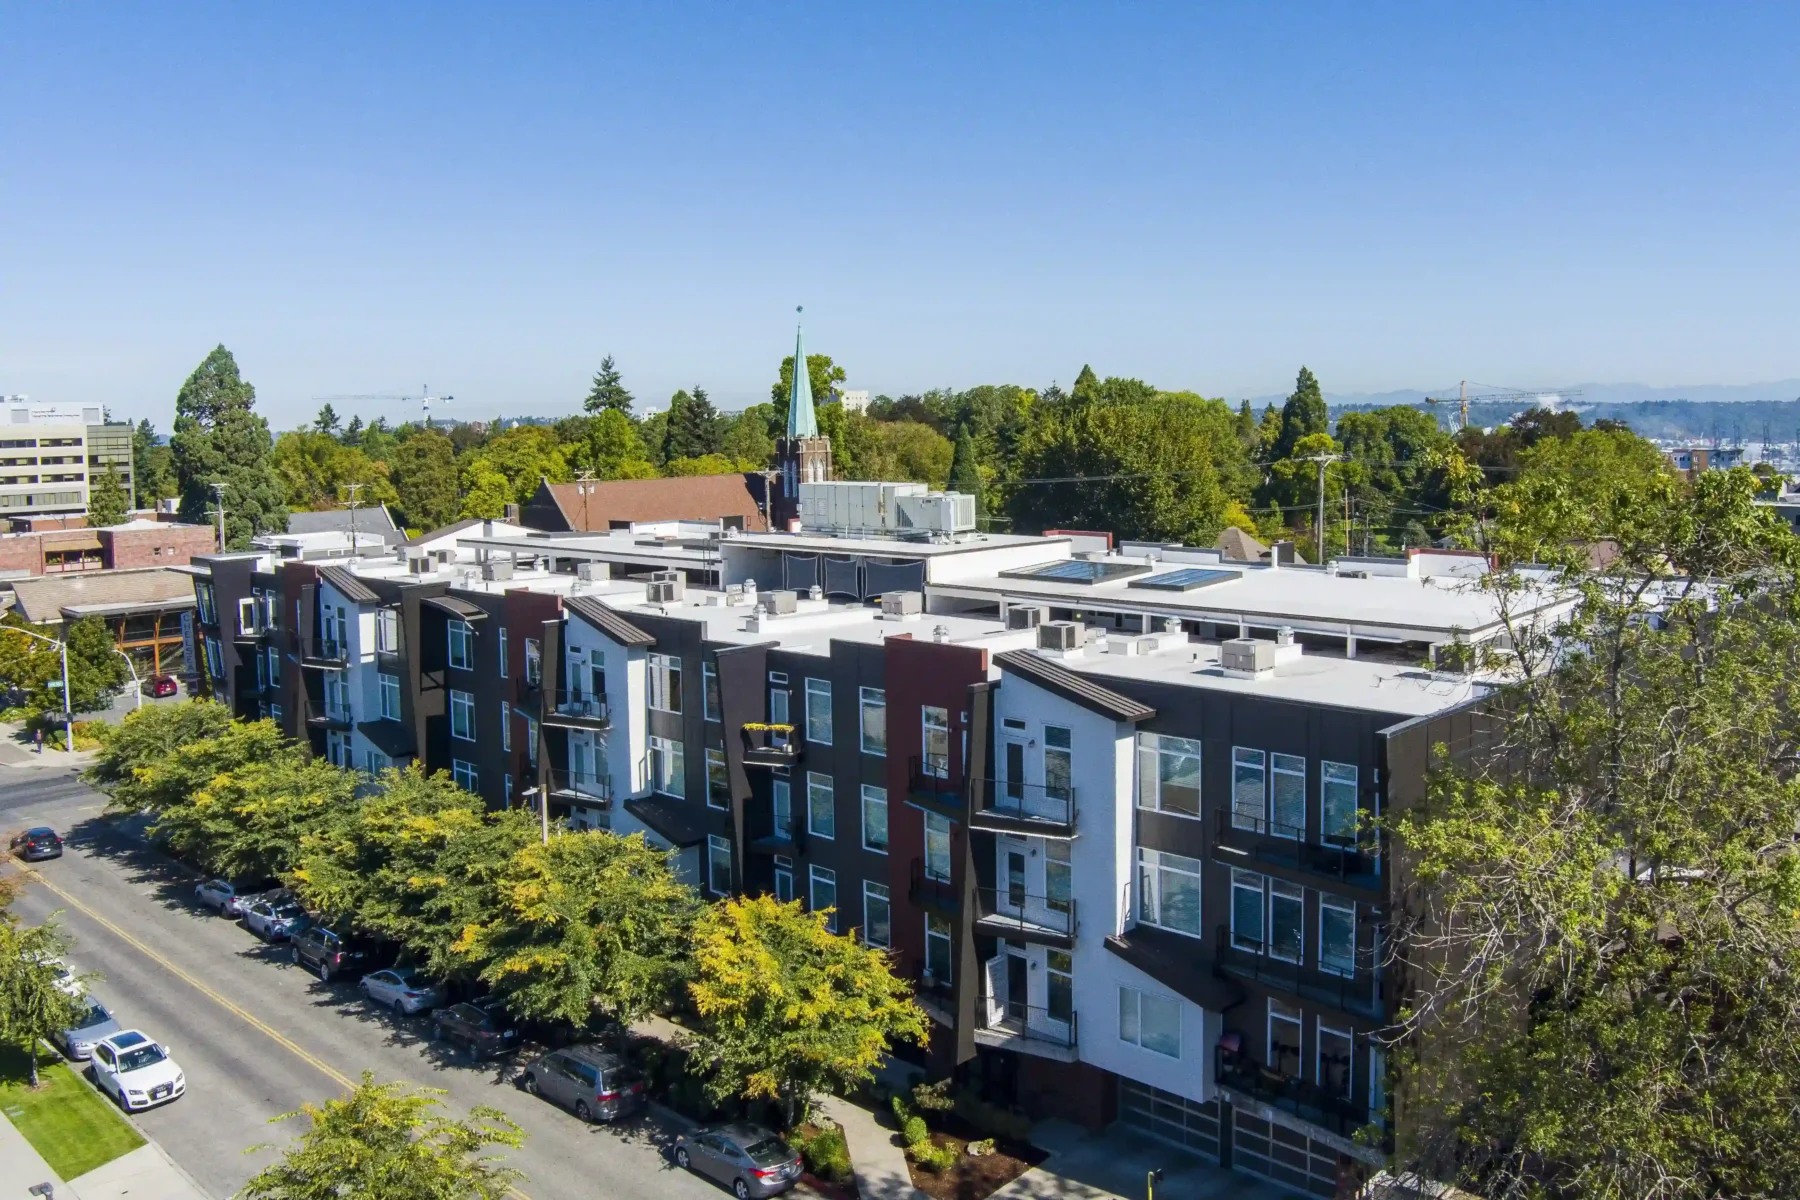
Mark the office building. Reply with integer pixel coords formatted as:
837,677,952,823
0,397,138,517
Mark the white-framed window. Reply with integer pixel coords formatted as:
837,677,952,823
1321,761,1359,844
809,865,837,931
498,626,509,678
860,785,888,853
586,648,606,701
524,638,541,686
449,690,475,741
768,682,790,741
377,608,398,653
1231,747,1266,830
448,620,474,670
1136,848,1201,937
1044,725,1072,802
707,835,732,896
1270,879,1304,963
255,651,266,692
1271,753,1306,838
773,854,794,903
1137,732,1200,817
379,673,401,721
706,748,729,810
772,778,792,839
1319,896,1357,977
1318,1022,1354,1100
863,881,891,948
806,771,834,839
366,750,388,776
195,582,218,626
921,705,950,777
265,645,280,685
452,759,479,792
523,714,538,764
1047,949,1073,1024
1118,985,1180,1058
269,703,283,722
859,686,886,756
702,659,720,722
1230,869,1265,950
1268,999,1303,1078
924,811,952,882
924,913,952,984
205,636,225,679
649,653,682,713
1045,839,1072,915
650,735,685,798
501,701,512,752
504,773,513,801
804,678,832,744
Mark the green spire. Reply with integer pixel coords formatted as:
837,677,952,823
786,306,818,439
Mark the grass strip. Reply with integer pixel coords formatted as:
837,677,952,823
0,1043,145,1180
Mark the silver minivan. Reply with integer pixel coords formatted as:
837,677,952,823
519,1045,644,1124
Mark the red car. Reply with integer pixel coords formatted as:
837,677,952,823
143,675,179,698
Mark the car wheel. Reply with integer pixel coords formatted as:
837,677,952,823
522,1073,538,1095
290,946,300,964
394,998,407,1016
676,1148,691,1170
319,962,333,982
574,1100,593,1124
430,1023,443,1042
734,1180,751,1200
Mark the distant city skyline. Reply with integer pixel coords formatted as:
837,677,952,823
5,3,1798,429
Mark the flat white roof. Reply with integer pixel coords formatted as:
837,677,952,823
723,531,1060,558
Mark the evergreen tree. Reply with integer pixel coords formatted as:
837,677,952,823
314,403,341,435
170,345,287,548
947,424,985,521
662,386,722,461
1272,366,1328,461
87,465,129,527
1236,399,1256,444
132,418,177,509
584,355,634,415
342,414,364,446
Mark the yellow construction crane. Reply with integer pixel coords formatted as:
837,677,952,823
1425,381,1581,433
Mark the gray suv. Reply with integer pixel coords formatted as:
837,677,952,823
519,1046,644,1124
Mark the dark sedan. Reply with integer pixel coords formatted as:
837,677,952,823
10,827,63,861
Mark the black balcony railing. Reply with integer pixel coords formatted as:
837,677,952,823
546,769,613,805
973,887,1076,945
1213,924,1384,1020
969,776,1076,832
306,710,352,731
300,637,348,666
909,857,959,914
1213,809,1379,888
976,993,1078,1050
911,959,955,1007
906,756,965,820
1215,1050,1371,1139
543,688,610,727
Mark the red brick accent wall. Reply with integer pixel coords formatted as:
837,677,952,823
101,524,216,569
0,535,44,575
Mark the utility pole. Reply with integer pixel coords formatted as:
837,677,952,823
209,482,228,552
576,470,594,532
343,482,365,556
1301,453,1343,565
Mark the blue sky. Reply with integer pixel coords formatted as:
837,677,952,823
4,3,1798,429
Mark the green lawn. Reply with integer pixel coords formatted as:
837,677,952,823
0,1042,145,1180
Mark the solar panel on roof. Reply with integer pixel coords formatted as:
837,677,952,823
1129,567,1240,592
999,559,1154,585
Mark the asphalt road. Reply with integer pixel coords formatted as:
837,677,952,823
1,768,730,1200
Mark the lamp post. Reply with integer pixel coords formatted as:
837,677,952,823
12,627,73,752
112,645,142,711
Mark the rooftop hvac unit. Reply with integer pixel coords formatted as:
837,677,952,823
1038,621,1080,652
482,561,514,582
880,591,922,617
1220,638,1277,674
407,554,432,575
896,491,976,536
1006,605,1049,630
577,562,610,582
650,569,681,583
761,589,798,615
648,578,684,603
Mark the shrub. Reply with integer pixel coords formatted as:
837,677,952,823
796,1123,852,1183
902,1115,929,1147
952,1089,1033,1141
891,1094,914,1127
909,1138,960,1173
911,1077,955,1112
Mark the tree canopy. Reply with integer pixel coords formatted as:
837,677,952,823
170,345,286,547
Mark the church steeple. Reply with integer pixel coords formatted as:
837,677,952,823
786,306,818,439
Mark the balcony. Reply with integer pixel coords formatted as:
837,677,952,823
910,961,956,1028
975,993,1078,1060
306,710,352,732
905,756,965,823
1215,1049,1373,1140
300,638,348,668
973,887,1076,948
546,769,613,806
968,777,1075,837
740,724,801,767
908,857,960,916
1213,925,1385,1022
1212,809,1380,894
542,688,611,730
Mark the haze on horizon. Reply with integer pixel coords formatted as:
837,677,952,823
4,3,1797,430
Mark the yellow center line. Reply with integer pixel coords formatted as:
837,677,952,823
21,865,534,1200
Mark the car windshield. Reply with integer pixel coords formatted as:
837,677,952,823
742,1136,792,1165
118,1044,167,1072
75,1003,109,1028
271,904,302,918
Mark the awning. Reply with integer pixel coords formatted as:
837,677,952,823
622,795,708,847
45,535,104,553
422,595,487,620
356,720,417,759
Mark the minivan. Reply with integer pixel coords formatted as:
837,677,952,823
519,1045,644,1124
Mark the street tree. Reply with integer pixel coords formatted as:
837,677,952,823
87,466,129,527
0,918,90,1087
88,699,236,796
388,429,459,531
152,746,352,881
99,714,286,818
170,345,287,547
584,355,634,415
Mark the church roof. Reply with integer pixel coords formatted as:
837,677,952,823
786,309,818,439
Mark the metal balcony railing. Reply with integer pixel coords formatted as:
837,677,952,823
969,776,1076,831
547,769,613,805
976,992,1078,1049
974,887,1076,943
1214,1051,1371,1138
300,637,348,666
1213,924,1384,1020
909,857,959,914
544,688,610,726
906,756,965,819
1214,809,1379,886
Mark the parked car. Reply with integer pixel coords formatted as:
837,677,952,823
519,1045,645,1124
56,996,121,1060
431,997,520,1059
10,827,63,861
24,955,84,998
243,896,309,942
90,1030,184,1111
291,926,368,981
674,1123,803,1199
143,674,179,698
194,878,275,917
358,966,445,1014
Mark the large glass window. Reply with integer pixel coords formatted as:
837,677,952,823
773,779,792,839
768,683,790,730
703,660,720,722
809,866,837,932
587,649,606,702
265,645,280,685
1044,726,1072,802
1231,747,1266,830
1271,753,1306,838
1136,848,1201,936
1269,880,1304,963
924,914,952,984
1320,898,1357,977
922,706,949,777
773,855,793,903
1046,949,1073,1024
805,678,832,745
1319,1024,1354,1100
707,835,732,896
806,772,834,839
449,690,475,741
1269,999,1304,1078
523,715,538,764
1231,869,1265,950
501,701,512,751
1118,986,1180,1058
649,653,682,713
861,785,888,853
706,748,729,810
924,811,952,882
1045,839,1072,914
650,736,685,798
451,759,479,793
379,673,401,721
860,687,886,756
1137,733,1200,817
448,620,474,670
863,882,891,949
377,609,398,653
1321,761,1359,843
498,627,509,677
524,638,542,686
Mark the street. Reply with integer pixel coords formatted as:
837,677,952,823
1,768,728,1200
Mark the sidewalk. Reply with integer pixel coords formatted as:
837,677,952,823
989,1119,1295,1200
0,1109,212,1200
813,1093,926,1200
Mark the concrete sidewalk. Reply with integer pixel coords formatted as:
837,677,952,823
990,1120,1296,1200
813,1093,926,1200
0,1109,212,1200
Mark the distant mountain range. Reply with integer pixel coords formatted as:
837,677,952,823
1249,379,1800,411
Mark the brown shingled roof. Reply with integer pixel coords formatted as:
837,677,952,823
535,476,769,533
9,568,196,624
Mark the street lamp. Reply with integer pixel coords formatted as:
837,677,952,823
11,627,72,753
110,645,142,711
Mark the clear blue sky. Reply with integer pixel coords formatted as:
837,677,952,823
4,3,1797,430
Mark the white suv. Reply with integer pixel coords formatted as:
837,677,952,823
91,1030,185,1111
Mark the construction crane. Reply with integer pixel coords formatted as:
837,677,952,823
1424,381,1582,433
311,385,455,426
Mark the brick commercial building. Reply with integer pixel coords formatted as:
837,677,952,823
6,567,196,676
186,518,1565,1198
0,517,215,576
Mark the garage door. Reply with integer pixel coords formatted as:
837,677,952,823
1116,1079,1220,1160
1230,1105,1340,1198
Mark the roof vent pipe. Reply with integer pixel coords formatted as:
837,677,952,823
933,624,951,643
1276,625,1295,646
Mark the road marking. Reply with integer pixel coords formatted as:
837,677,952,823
20,866,535,1200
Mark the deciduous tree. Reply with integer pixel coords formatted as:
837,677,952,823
0,918,90,1087
389,429,459,531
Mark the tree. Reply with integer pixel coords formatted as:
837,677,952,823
688,895,927,1127
771,353,847,433
584,355,634,415
88,699,236,796
86,465,129,527
314,404,342,436
1333,406,1454,551
569,409,658,481
98,714,287,818
170,345,287,547
459,426,572,511
342,414,364,447
720,406,776,468
0,918,90,1087
63,615,130,715
272,432,399,513
132,419,177,509
388,429,459,531
240,1073,523,1200
154,750,355,882
1270,366,1328,463
947,424,985,521
662,387,723,462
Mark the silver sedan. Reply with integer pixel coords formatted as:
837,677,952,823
359,966,446,1015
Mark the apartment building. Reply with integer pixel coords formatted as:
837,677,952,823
184,521,1555,1198
0,399,136,517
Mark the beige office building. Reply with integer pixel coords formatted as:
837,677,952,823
0,399,136,518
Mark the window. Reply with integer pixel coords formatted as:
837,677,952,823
450,690,475,741
649,654,682,713
1137,733,1200,817
379,673,401,721
452,759,479,792
498,627,509,677
448,620,474,670
859,687,886,755
860,785,888,853
705,749,729,809
773,855,794,903
1369,1045,1388,1120
702,660,720,722
920,705,950,777
650,736,685,798
587,649,606,701
1045,839,1072,914
1320,897,1357,977
524,638,542,686
1271,753,1306,838
1318,1022,1354,1099
1137,848,1201,936
1268,999,1303,1078
863,881,891,948
501,701,512,751
806,772,835,839
269,703,283,722
772,778,792,839
809,866,837,932
205,637,225,679
1231,747,1266,830
924,914,952,984
1231,869,1265,950
523,715,538,764
377,609,398,653
366,750,388,776
1044,726,1072,802
924,811,952,882
1118,986,1180,1058
1269,880,1304,963
195,583,218,626
265,645,280,685
707,835,732,896
1046,949,1073,1024
768,683,790,741
504,773,513,801
256,652,266,692
1321,761,1359,843
804,678,832,744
